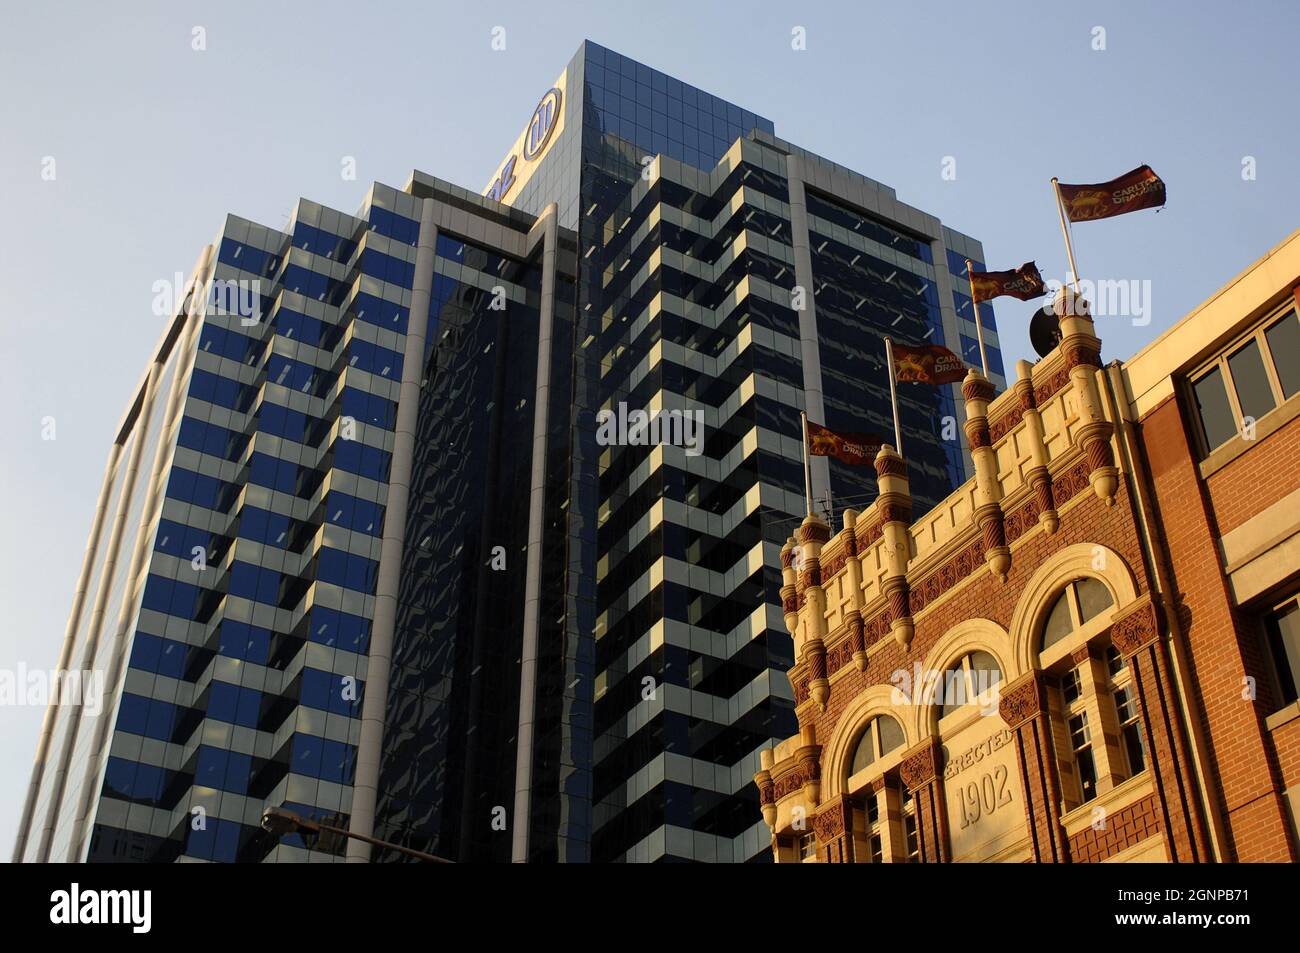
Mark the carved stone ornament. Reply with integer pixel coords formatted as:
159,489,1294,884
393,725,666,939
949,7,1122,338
998,672,1044,730
898,741,939,791
813,798,850,841
1111,593,1160,657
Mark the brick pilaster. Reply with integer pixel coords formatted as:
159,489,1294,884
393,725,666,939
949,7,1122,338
999,671,1069,862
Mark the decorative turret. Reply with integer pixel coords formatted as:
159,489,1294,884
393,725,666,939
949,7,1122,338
1013,358,1060,533
874,445,914,647
755,749,777,828
797,512,832,709
840,509,868,671
795,723,821,808
962,371,1012,581
780,536,800,634
1055,287,1118,505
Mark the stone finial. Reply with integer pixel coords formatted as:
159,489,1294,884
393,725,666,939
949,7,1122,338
780,536,799,634
874,445,914,646
961,368,1011,581
754,757,776,828
1014,359,1059,534
796,515,832,709
1054,288,1118,505
796,724,821,807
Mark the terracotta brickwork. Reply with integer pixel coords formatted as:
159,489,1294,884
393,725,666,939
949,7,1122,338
1139,394,1298,861
757,247,1300,863
1203,413,1300,536
1069,793,1164,863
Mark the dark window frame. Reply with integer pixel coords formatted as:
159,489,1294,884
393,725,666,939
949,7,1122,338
1186,302,1299,457
1262,593,1300,709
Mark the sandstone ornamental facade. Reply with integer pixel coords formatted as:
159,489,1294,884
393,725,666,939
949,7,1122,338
755,230,1300,863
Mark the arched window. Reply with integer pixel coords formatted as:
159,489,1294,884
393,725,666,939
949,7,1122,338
938,651,1004,719
849,715,905,777
848,715,906,864
1037,577,1143,811
1041,578,1114,651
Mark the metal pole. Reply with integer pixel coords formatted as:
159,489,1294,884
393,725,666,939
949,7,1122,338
1051,177,1083,294
319,823,451,864
964,259,990,377
883,336,903,457
799,411,813,515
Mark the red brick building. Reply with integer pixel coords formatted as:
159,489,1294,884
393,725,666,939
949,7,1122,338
755,230,1300,863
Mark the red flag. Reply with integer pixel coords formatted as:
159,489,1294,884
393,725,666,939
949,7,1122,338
805,420,883,466
1057,165,1166,223
890,342,966,386
969,261,1045,303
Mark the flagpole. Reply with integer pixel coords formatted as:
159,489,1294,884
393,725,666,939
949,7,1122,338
1051,177,1082,294
799,411,813,516
883,336,903,457
964,259,990,377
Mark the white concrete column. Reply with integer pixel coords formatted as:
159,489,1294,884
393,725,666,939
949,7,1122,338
20,244,214,862
67,245,214,860
512,202,559,863
11,440,122,862
347,198,438,860
784,155,831,512
35,358,164,861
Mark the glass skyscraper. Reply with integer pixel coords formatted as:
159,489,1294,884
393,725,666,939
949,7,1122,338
13,40,1003,864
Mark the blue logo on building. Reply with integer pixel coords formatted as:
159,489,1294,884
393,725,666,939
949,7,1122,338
487,86,564,203
522,87,562,161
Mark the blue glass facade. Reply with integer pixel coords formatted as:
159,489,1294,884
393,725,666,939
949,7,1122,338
20,185,429,863
19,40,1005,865
502,41,1005,861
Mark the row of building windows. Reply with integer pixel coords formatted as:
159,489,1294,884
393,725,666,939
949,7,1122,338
806,190,933,265
99,211,421,856
291,222,358,263
368,205,419,247
217,238,281,279
1191,304,1298,453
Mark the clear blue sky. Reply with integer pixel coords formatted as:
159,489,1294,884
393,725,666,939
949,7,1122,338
1,0,1296,853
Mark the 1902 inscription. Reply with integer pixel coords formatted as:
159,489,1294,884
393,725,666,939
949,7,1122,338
943,727,1013,780
956,765,1013,828
943,725,1023,859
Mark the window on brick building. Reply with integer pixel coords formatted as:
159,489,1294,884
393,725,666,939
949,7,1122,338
845,718,909,863
1061,666,1099,804
865,790,884,863
1188,303,1299,455
849,715,905,776
1038,577,1141,810
1113,685,1147,774
902,789,920,862
937,651,1004,719
1042,578,1114,651
1107,645,1148,777
1264,595,1300,707
798,832,817,861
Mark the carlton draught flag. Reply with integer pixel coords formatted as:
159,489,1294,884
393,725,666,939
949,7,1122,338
1057,165,1166,223
890,341,966,386
805,420,883,466
969,261,1045,303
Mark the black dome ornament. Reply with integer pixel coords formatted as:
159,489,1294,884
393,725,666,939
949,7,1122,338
1029,306,1062,359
